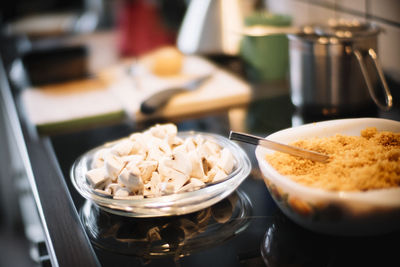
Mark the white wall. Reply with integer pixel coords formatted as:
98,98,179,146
265,0,400,82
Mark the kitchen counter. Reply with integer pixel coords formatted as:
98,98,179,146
1,38,400,267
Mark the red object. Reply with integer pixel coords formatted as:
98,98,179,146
117,0,177,56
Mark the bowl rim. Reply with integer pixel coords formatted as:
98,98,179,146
80,189,253,257
71,131,251,214
255,117,400,206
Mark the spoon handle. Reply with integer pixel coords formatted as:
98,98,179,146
229,131,330,163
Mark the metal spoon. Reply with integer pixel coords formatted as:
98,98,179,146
229,131,330,163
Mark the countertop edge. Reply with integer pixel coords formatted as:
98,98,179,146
0,55,100,267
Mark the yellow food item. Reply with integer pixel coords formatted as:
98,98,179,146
265,127,400,191
151,46,183,76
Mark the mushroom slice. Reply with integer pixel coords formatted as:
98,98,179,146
148,172,162,196
91,148,109,169
194,135,205,147
188,150,205,179
104,154,126,181
118,168,144,195
169,136,184,148
160,152,192,177
149,123,178,139
178,178,205,193
105,183,122,195
207,166,228,183
114,188,130,197
146,138,172,161
158,164,189,193
217,148,235,174
183,137,197,152
201,140,221,156
172,137,196,154
121,154,144,165
204,155,219,174
110,139,134,156
165,171,189,192
137,160,158,182
129,133,148,156
86,168,110,189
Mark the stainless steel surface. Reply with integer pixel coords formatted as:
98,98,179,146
354,48,393,111
229,131,330,163
240,19,380,38
288,21,393,114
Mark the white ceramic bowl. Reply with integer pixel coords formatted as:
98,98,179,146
256,118,400,235
71,131,251,217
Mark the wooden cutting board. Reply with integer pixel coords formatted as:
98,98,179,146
21,55,251,134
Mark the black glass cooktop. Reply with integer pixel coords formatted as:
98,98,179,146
50,95,400,267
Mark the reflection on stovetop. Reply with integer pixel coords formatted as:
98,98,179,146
291,101,400,127
261,212,400,267
80,190,252,262
291,106,381,127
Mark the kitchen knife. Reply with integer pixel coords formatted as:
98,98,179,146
140,74,212,114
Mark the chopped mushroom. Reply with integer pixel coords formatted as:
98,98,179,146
86,123,235,198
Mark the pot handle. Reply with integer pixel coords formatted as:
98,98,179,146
353,48,393,111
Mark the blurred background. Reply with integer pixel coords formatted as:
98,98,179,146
1,0,399,80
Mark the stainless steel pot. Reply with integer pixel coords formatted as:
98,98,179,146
288,21,393,115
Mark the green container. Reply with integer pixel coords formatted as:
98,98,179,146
240,12,292,82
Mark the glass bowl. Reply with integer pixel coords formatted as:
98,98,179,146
80,190,252,258
71,131,251,217
255,118,400,235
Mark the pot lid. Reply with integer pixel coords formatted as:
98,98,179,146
307,18,380,38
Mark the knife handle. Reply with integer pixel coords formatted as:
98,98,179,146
140,88,185,114
140,74,212,115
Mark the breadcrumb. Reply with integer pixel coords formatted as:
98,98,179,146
265,127,400,191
